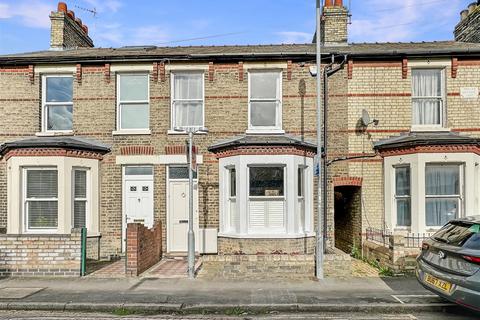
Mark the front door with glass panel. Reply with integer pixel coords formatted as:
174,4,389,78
167,166,199,253
122,166,154,252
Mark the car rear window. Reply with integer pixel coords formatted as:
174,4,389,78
432,221,480,249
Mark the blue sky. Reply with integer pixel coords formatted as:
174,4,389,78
0,0,469,54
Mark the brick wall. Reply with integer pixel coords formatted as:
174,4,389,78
49,4,93,49
0,231,81,277
126,222,162,276
218,237,315,255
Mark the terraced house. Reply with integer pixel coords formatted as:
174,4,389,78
1,0,480,278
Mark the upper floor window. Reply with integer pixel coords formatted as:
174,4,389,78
248,71,282,132
117,73,149,131
171,72,204,129
42,75,73,132
412,69,445,128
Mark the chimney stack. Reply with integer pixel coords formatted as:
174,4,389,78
321,0,349,45
50,2,93,50
455,1,480,42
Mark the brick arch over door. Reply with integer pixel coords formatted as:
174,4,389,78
333,176,363,187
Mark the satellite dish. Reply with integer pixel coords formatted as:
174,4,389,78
361,109,371,126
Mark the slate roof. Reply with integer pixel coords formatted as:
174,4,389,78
0,136,111,156
2,41,480,64
373,131,480,150
208,134,316,152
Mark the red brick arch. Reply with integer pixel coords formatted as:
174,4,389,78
333,176,363,187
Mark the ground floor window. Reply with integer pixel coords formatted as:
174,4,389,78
24,168,58,231
73,169,88,228
219,155,313,237
384,153,470,233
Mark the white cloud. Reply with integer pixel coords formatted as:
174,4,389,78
349,0,464,42
276,31,312,43
0,1,52,28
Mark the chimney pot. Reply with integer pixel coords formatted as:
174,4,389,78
461,9,469,20
57,2,67,13
334,0,343,6
325,0,333,7
67,10,75,19
75,17,82,26
468,2,477,14
82,25,88,34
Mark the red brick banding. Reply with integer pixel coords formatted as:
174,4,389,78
451,57,458,79
120,145,154,155
402,58,408,79
165,145,198,155
287,60,292,81
208,62,214,81
238,61,244,82
378,145,480,157
104,63,110,83
152,62,158,82
347,60,353,79
159,62,166,82
333,176,363,187
28,65,34,84
76,63,82,83
213,146,316,159
4,148,104,161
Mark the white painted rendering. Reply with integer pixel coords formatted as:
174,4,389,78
218,154,314,238
110,63,153,72
384,152,480,234
115,154,204,165
7,156,100,235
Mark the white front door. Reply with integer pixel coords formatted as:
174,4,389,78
125,180,154,227
168,167,199,253
122,166,154,252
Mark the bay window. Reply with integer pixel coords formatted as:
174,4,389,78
219,155,313,238
117,73,149,131
42,75,73,132
248,166,285,233
425,164,462,227
395,166,411,227
73,169,88,229
24,168,58,231
412,69,445,128
171,72,204,129
248,71,282,132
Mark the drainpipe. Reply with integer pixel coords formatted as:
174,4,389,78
323,54,347,252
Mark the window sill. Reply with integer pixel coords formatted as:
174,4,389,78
35,131,74,137
218,232,315,239
410,126,450,132
245,129,285,135
112,129,151,136
167,130,208,135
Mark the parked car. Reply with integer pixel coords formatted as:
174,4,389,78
416,216,480,311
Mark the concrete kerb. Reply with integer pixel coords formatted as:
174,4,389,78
0,302,457,314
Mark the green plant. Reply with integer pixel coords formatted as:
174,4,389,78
224,307,248,316
111,307,135,316
378,265,395,277
350,245,362,260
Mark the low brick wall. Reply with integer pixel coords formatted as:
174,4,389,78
218,236,315,255
126,222,162,276
363,236,421,274
199,254,315,280
0,231,81,277
324,247,352,278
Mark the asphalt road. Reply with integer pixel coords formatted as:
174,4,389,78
0,308,478,320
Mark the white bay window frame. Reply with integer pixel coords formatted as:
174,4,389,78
219,155,313,238
115,73,150,134
41,74,74,133
247,70,283,133
73,168,89,229
170,71,205,132
384,153,476,234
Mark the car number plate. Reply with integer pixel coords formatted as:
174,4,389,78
425,273,452,293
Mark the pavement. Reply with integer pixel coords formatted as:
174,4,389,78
0,275,468,315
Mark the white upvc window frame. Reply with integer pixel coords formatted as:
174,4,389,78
72,168,89,229
41,74,74,133
22,167,59,234
247,70,283,133
116,72,150,133
424,163,464,227
170,71,205,132
411,68,447,131
218,155,314,238
394,165,411,228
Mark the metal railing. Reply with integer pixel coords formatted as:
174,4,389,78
405,233,433,248
365,227,392,246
